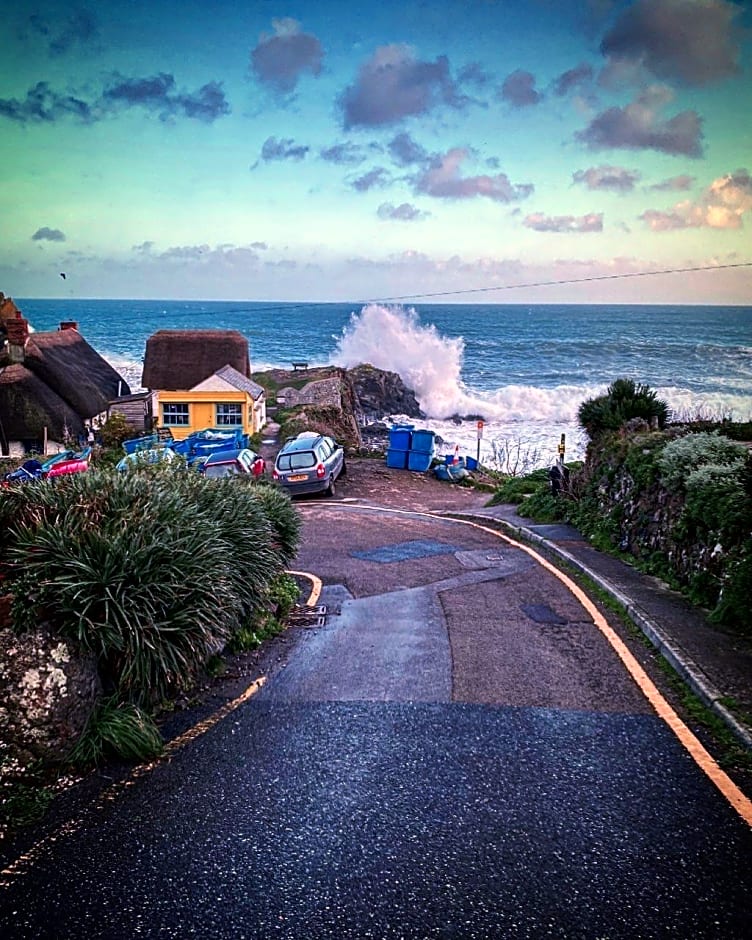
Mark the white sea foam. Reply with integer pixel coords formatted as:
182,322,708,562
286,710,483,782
100,302,750,473
103,355,145,392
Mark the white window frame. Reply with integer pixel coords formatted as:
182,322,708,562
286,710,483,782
215,403,243,427
162,403,190,427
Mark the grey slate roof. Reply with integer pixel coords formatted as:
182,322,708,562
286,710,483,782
214,364,265,399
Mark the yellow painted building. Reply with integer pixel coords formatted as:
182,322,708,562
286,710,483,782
155,366,266,440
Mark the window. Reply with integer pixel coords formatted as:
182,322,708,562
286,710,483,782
162,403,189,426
216,403,243,427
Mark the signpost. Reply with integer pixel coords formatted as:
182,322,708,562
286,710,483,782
477,420,483,465
558,433,566,463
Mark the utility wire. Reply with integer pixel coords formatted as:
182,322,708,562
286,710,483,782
176,260,751,319
361,261,752,305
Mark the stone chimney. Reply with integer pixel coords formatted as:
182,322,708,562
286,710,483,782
59,321,79,331
5,317,30,363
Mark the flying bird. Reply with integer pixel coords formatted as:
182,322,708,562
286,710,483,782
59,272,67,279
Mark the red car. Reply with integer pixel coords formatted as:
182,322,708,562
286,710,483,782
45,449,91,478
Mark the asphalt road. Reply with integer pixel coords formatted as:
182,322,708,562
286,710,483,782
1,502,751,938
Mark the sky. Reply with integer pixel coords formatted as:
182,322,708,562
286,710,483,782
1,0,752,304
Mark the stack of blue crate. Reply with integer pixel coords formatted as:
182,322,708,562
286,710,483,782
385,425,413,469
407,428,436,472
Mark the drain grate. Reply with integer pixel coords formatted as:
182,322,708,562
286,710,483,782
287,605,327,628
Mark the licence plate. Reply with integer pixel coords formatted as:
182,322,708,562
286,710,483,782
288,474,307,482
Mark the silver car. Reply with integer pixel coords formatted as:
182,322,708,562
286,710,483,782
273,433,345,496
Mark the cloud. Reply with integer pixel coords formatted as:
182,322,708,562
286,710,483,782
573,165,641,192
250,18,323,94
576,85,703,156
32,227,66,242
553,63,594,96
29,9,98,56
340,44,465,128
319,142,364,165
0,74,229,125
103,73,229,122
648,174,695,192
414,148,534,202
523,213,603,233
500,70,541,107
388,132,429,167
257,136,310,163
377,202,428,221
457,62,492,86
0,81,92,123
640,168,752,230
600,0,741,87
351,168,390,192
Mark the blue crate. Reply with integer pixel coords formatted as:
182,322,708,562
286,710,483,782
411,429,435,452
386,448,409,469
389,426,413,450
407,450,433,472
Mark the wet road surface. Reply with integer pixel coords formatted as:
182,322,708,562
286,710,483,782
1,503,751,938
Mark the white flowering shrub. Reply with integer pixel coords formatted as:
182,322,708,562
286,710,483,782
657,431,747,490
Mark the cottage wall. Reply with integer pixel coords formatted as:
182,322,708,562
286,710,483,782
156,389,257,439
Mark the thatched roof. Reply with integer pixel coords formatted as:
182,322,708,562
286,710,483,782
0,323,131,446
142,330,250,390
24,329,130,416
0,364,84,442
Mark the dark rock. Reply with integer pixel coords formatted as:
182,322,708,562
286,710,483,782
348,364,424,419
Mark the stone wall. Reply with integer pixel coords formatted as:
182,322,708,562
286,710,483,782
278,377,343,410
0,624,101,762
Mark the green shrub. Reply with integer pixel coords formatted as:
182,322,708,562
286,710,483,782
67,698,164,766
248,483,302,565
98,412,138,449
684,463,750,539
711,541,752,633
3,466,293,706
657,431,748,490
578,378,670,439
488,468,549,505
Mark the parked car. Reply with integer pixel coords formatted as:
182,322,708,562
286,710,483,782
201,447,265,480
1,448,91,485
116,447,178,472
273,433,345,496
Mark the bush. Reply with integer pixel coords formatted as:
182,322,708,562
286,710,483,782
2,465,300,706
657,431,748,491
711,541,752,633
98,412,138,449
578,378,669,439
67,698,164,766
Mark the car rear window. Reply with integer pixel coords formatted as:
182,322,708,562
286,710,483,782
278,451,316,471
204,463,238,478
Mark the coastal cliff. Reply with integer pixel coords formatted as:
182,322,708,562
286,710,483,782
255,363,422,449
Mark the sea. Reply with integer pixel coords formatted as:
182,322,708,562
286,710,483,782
16,299,752,473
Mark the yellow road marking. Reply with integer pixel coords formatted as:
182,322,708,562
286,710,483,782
286,568,323,606
2,572,325,886
314,503,752,827
1,676,266,887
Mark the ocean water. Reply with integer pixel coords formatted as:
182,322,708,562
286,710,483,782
16,299,752,471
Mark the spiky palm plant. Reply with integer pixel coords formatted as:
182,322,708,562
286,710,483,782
578,378,670,439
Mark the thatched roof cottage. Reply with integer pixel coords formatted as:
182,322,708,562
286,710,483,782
0,293,130,455
142,329,250,390
141,329,266,438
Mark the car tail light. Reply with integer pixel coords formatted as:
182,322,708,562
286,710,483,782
272,468,280,481
316,463,326,478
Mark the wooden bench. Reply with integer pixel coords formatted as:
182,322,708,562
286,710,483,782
292,361,308,371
